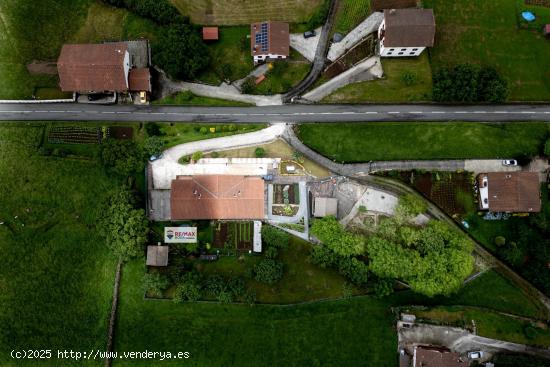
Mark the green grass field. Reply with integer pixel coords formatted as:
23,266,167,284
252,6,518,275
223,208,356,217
297,122,549,162
0,124,119,365
170,0,323,25
332,0,371,35
424,0,550,101
159,123,266,148
324,53,433,103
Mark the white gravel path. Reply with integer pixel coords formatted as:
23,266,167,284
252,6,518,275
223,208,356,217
327,12,383,62
151,124,286,189
302,56,383,102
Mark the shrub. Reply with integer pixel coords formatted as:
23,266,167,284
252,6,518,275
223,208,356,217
396,194,427,218
211,151,219,158
215,126,222,133
229,124,237,132
142,272,169,297
254,259,283,284
524,325,537,340
342,283,353,299
199,127,208,134
373,278,394,298
255,147,266,158
143,136,164,157
310,216,365,257
220,63,233,80
103,0,184,25
494,236,506,247
191,151,203,162
145,123,162,137
544,139,550,157
264,246,279,259
178,155,190,164
400,71,417,86
227,277,246,297
244,290,257,306
309,245,339,268
173,272,203,303
261,226,290,249
337,257,369,287
240,77,256,94
217,290,233,303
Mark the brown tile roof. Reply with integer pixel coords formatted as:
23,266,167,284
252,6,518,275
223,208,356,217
57,43,129,92
171,175,265,220
485,172,541,213
371,0,417,12
146,245,169,266
250,21,289,57
414,347,468,367
202,27,219,40
382,9,435,47
128,68,151,92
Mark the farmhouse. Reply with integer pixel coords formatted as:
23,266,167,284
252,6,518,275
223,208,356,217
477,172,541,213
171,175,265,220
377,8,435,57
250,21,289,64
57,41,151,95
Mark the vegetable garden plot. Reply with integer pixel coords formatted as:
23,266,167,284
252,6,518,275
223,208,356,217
47,126,102,144
213,221,253,250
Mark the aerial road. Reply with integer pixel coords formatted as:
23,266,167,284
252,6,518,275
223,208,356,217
0,103,550,123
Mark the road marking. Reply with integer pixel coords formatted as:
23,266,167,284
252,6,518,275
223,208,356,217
388,111,400,114
520,111,536,114
363,111,378,114
494,111,509,114
101,111,115,114
454,111,467,114
409,111,423,114
116,111,131,114
430,111,444,114
473,111,487,114
48,110,65,113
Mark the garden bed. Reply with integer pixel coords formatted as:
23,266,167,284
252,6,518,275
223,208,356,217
273,184,300,205
213,221,253,251
272,205,300,217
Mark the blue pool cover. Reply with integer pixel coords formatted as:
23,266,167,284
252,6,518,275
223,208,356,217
522,11,536,22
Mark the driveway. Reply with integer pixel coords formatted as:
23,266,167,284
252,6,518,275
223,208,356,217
151,124,285,189
289,27,322,62
327,12,383,61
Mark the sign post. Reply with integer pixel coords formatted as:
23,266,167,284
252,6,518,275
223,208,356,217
164,227,197,243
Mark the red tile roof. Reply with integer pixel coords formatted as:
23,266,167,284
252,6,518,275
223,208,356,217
128,68,151,92
383,9,436,47
414,347,468,367
202,27,219,40
57,43,129,92
484,172,541,213
171,175,265,220
250,21,289,57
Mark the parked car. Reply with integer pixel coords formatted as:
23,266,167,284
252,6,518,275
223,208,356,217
467,351,483,360
303,30,316,39
502,159,518,166
262,174,273,181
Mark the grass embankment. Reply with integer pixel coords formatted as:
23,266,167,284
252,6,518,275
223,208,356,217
424,0,550,101
159,123,266,148
324,53,433,103
154,91,252,106
297,122,549,162
0,124,119,365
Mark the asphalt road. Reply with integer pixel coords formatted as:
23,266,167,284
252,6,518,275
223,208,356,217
1,103,550,123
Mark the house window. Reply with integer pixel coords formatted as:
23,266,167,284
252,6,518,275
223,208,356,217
409,52,415,55
400,48,406,51
387,52,393,55
389,48,395,51
398,52,404,55
412,48,418,51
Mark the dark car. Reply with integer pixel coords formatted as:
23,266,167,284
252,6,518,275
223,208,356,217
303,30,316,39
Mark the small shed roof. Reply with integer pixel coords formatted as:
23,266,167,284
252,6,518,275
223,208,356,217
544,24,550,35
146,245,169,266
314,197,338,217
202,27,219,40
128,68,151,92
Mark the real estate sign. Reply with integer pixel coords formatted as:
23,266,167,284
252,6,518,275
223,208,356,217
164,227,197,243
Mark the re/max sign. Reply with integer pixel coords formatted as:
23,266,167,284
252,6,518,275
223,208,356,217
164,227,197,243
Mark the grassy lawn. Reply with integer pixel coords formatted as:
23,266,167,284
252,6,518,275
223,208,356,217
0,124,119,365
424,0,550,101
158,123,266,148
414,307,550,346
170,0,324,25
196,26,254,84
154,91,252,106
205,139,331,177
251,60,311,95
297,122,549,162
116,258,397,367
323,53,433,103
332,0,371,35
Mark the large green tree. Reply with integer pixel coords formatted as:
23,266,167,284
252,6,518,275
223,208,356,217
367,220,473,297
98,139,143,176
311,216,365,257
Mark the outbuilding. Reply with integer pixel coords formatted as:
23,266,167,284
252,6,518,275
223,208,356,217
313,197,338,217
146,244,169,267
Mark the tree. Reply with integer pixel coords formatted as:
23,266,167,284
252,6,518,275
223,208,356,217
309,245,339,268
99,188,148,260
152,23,209,80
337,257,369,287
396,193,427,219
255,147,266,158
240,77,255,94
477,66,508,103
254,259,283,284
261,225,290,249
544,139,550,157
142,272,169,297
367,219,474,297
373,278,394,298
311,216,365,257
494,236,506,247
143,136,164,157
99,139,143,176
145,122,162,137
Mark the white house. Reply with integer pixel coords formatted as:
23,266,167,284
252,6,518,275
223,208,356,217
250,21,289,64
378,8,435,57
